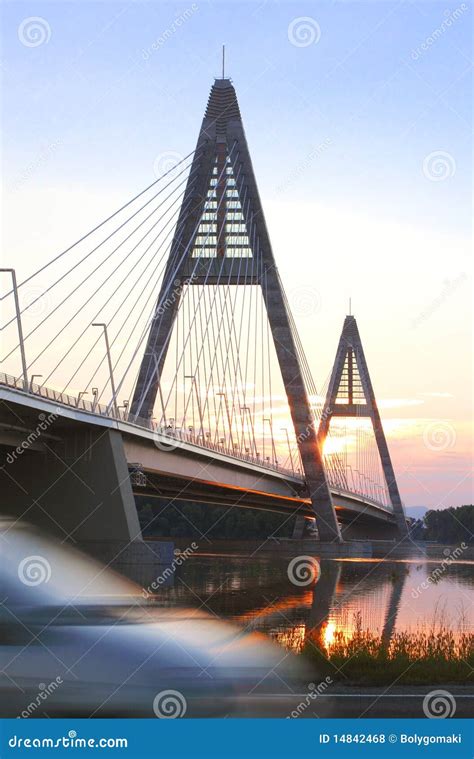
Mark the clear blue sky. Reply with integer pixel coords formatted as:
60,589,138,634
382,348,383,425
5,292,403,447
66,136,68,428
2,0,471,232
1,0,472,508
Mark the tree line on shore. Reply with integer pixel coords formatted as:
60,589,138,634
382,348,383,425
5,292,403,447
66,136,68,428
409,504,473,544
137,497,296,540
137,498,473,544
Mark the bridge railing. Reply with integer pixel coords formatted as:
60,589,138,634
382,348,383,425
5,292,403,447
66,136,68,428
0,372,394,510
0,372,302,481
329,483,394,514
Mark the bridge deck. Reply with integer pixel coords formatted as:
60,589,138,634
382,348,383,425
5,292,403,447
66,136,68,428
0,376,395,527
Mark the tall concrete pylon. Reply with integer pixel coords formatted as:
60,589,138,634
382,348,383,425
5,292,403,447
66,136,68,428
317,315,408,537
130,78,342,542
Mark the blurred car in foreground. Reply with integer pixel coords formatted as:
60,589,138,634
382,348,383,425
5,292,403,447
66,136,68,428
0,519,304,717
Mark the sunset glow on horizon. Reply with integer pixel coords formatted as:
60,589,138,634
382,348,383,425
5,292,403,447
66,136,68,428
1,1,471,512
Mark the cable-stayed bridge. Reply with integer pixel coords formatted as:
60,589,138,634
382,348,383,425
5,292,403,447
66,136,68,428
0,78,408,549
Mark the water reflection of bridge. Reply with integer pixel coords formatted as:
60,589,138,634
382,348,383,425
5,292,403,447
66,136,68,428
156,556,408,651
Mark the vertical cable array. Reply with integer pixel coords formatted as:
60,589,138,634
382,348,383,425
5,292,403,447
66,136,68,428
0,135,392,509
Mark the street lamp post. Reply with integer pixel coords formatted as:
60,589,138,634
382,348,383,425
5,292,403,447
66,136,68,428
263,417,277,466
76,390,88,407
92,323,118,416
29,374,43,393
185,374,205,442
117,400,129,419
217,392,234,450
240,405,257,456
280,427,295,474
1,268,28,390
91,387,99,411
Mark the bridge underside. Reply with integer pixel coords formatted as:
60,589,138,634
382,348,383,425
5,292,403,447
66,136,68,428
0,390,399,546
132,471,399,541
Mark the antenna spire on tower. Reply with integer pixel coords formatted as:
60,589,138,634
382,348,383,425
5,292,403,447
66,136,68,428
222,45,225,78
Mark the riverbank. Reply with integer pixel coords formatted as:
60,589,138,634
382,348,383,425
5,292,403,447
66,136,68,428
300,619,473,686
167,536,474,561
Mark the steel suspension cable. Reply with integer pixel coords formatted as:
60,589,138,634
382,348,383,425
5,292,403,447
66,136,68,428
1,149,198,301
112,142,238,416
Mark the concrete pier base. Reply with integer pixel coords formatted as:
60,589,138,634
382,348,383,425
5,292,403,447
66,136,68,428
1,427,141,544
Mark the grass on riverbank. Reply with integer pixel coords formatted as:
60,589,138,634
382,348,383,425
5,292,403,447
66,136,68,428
301,614,473,685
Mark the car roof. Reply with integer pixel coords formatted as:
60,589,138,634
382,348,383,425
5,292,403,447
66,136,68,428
0,519,143,606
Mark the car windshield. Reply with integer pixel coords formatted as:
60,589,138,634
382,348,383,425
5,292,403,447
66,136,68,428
0,522,142,607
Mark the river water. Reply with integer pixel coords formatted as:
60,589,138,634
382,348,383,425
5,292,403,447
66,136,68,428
153,550,474,652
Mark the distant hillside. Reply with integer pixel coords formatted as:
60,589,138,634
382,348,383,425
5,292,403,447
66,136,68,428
405,506,428,521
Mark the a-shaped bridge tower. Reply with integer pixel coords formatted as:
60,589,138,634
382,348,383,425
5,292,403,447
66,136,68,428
131,78,342,542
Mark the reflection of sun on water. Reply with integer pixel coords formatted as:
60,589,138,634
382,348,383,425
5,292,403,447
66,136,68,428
274,611,374,654
323,621,336,648
273,620,344,653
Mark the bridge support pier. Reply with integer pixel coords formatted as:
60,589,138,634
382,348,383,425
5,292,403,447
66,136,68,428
292,514,307,539
1,428,142,547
